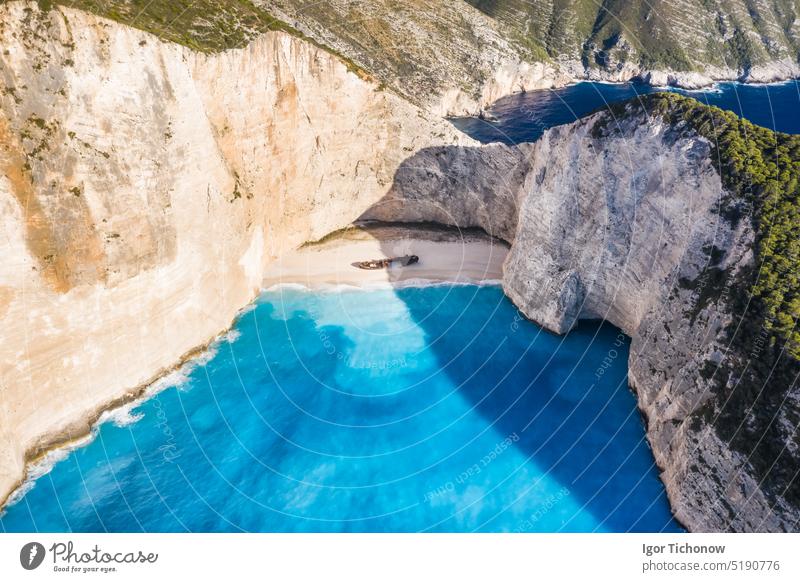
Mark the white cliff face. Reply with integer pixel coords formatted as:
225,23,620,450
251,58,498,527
0,2,469,506
502,115,725,335
433,61,570,118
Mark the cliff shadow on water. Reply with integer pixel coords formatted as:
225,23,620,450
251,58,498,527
362,249,679,532
353,145,682,532
356,143,532,244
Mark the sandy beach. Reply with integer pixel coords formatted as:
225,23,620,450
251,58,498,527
262,223,509,288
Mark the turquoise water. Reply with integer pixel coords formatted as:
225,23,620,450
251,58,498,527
1,285,680,532
451,80,800,144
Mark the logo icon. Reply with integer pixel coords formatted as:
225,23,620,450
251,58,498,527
20,542,46,570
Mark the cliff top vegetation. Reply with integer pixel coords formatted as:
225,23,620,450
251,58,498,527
9,1,370,78
467,0,800,73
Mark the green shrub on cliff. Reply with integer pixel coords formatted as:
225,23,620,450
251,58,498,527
24,0,291,51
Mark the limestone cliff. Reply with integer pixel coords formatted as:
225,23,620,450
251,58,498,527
502,109,799,531
365,97,800,531
0,1,468,506
260,0,568,116
260,0,800,112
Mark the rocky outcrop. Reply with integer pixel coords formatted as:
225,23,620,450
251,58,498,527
0,1,468,507
637,58,800,89
261,0,800,114
365,102,800,531
360,142,535,241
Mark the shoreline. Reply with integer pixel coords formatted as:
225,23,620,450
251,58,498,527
566,61,800,91
0,323,244,514
440,58,800,117
0,224,509,513
456,75,800,120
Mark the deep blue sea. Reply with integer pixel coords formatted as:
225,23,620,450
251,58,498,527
0,286,681,532
451,81,800,144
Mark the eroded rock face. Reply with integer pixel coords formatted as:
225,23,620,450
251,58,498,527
0,2,468,505
503,115,725,335
501,113,798,531
368,108,799,531
360,143,535,241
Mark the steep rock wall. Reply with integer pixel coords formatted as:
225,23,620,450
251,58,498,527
360,142,535,240
0,2,468,506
